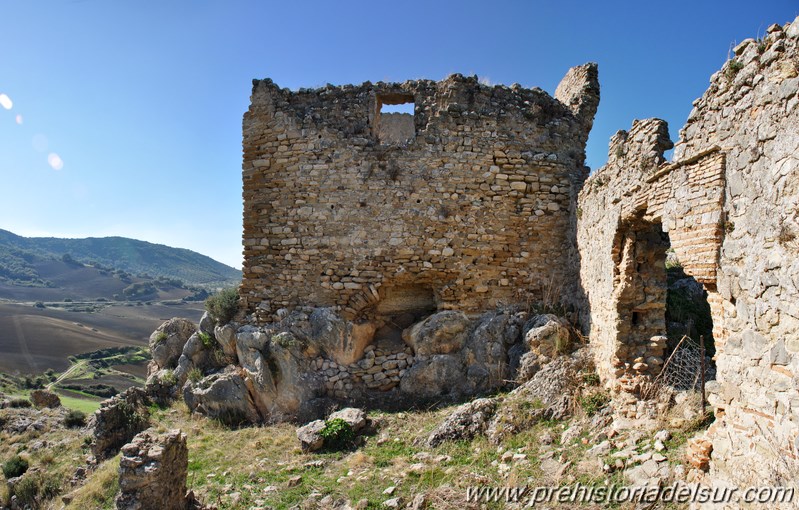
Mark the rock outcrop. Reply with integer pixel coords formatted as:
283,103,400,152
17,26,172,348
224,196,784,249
162,306,571,425
116,429,188,510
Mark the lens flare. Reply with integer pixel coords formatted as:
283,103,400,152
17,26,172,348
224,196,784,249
15,115,23,125
0,94,12,110
48,153,64,170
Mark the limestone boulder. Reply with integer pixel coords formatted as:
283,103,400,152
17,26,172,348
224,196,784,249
183,366,260,426
461,310,526,392
487,348,588,443
297,419,326,452
214,323,239,359
233,326,325,423
328,407,367,432
199,311,216,336
286,308,376,365
523,314,571,359
399,354,465,399
149,318,196,371
144,367,182,405
426,397,498,447
402,311,471,357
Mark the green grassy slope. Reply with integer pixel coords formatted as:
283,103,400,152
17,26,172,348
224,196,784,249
0,229,240,288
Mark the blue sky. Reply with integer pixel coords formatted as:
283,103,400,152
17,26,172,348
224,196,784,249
1,1,797,269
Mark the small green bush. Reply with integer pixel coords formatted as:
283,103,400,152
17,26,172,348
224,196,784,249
64,409,87,428
160,371,177,386
11,470,61,506
582,372,601,387
726,59,744,79
320,418,355,450
198,332,215,349
9,398,31,408
2,455,28,479
579,391,610,417
204,288,239,324
187,367,203,383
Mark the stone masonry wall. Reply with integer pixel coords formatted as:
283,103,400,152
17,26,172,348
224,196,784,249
578,119,725,395
241,66,599,322
578,15,799,501
675,19,799,499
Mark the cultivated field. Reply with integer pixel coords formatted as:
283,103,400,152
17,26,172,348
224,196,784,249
0,301,205,375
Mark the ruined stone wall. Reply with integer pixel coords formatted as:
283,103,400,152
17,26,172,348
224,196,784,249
578,16,799,498
577,119,725,392
675,19,799,496
241,66,599,322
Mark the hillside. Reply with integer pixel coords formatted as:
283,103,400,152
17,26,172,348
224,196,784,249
0,229,240,289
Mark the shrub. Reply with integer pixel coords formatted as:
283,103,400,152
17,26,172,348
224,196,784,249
582,372,601,387
726,59,744,79
154,331,168,345
10,470,61,507
187,367,203,383
64,409,87,428
2,455,28,479
198,332,215,349
9,398,31,408
204,288,239,324
579,391,610,417
160,371,177,386
320,418,355,450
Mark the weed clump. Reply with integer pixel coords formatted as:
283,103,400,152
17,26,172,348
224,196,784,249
205,288,239,324
198,332,215,349
2,455,29,479
320,418,355,450
64,409,87,428
579,391,610,416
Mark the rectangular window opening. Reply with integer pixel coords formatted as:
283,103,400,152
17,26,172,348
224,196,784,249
376,94,415,145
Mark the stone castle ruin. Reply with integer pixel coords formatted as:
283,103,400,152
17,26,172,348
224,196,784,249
239,64,599,322
141,15,799,500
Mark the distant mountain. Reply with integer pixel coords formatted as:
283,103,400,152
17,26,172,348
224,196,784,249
0,229,241,289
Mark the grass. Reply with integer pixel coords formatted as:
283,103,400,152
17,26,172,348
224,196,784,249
56,392,102,414
64,455,120,510
5,389,100,414
1,382,713,509
95,404,577,509
0,404,90,509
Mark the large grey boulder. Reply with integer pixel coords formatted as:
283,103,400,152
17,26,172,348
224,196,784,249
402,311,471,357
149,318,196,371
399,354,464,398
214,322,239,359
280,308,375,365
523,314,571,359
234,326,324,423
427,398,498,447
329,407,367,432
183,367,261,426
199,311,216,336
461,310,526,393
297,419,326,452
